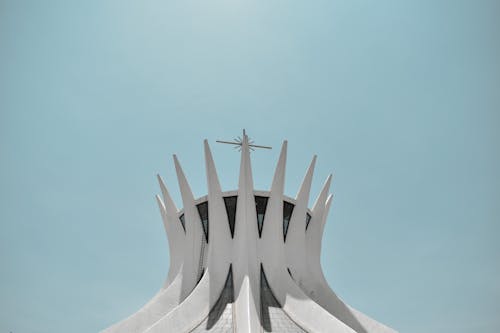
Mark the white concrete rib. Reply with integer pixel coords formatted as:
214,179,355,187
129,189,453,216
286,155,316,288
259,140,287,291
232,132,261,333
156,175,183,287
306,174,332,272
203,140,233,307
174,155,205,302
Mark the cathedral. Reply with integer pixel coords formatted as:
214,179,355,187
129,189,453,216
102,131,397,333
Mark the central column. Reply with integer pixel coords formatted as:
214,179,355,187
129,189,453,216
233,130,262,333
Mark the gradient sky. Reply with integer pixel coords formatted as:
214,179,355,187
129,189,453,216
1,1,499,332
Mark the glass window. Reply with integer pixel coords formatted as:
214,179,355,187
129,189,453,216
196,202,209,242
205,265,234,330
223,196,237,238
305,213,312,231
260,264,280,331
179,214,186,233
283,201,295,241
255,196,269,237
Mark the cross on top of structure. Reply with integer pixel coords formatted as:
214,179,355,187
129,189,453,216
216,129,272,152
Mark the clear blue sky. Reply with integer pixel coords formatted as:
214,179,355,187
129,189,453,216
1,1,499,332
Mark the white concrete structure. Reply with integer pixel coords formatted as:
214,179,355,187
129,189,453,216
102,132,397,333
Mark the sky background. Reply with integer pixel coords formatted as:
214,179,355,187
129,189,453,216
1,0,499,332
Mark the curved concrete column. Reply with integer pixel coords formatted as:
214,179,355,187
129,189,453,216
259,141,287,291
286,156,316,289
173,155,205,301
156,175,184,288
232,131,261,333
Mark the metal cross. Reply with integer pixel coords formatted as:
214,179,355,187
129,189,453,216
216,129,272,151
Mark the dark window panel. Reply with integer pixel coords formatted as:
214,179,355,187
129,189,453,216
255,196,269,237
206,265,234,329
184,198,308,242
260,264,281,331
179,214,186,233
305,213,312,231
283,201,295,242
223,196,237,238
196,202,209,243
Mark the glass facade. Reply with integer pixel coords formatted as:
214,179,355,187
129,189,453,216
260,265,306,332
180,196,312,243
191,266,234,332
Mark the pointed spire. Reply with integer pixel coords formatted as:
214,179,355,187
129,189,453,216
307,175,333,270
155,195,176,284
204,140,223,196
284,156,316,284
234,128,259,251
233,129,261,332
157,174,178,219
322,194,333,228
260,140,287,242
155,194,169,240
258,141,289,297
236,130,254,196
155,176,184,287
173,155,196,215
173,154,205,300
315,193,334,255
307,174,332,253
295,155,317,204
270,140,288,196
173,154,202,237
289,155,316,236
203,140,232,290
312,174,332,214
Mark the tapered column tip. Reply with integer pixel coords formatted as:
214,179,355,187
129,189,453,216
204,140,211,152
309,155,317,168
173,155,182,169
157,174,165,187
155,194,165,208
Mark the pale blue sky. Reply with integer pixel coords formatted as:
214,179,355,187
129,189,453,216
1,1,499,332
